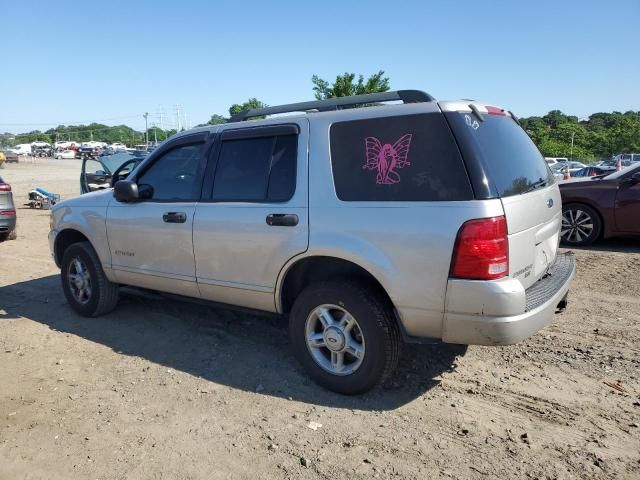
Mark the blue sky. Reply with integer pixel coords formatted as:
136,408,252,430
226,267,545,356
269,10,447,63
2,0,638,133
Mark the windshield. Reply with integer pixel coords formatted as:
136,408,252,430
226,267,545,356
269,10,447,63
602,162,640,180
446,112,554,197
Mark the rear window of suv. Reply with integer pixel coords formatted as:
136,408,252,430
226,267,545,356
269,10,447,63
329,113,473,201
446,112,554,197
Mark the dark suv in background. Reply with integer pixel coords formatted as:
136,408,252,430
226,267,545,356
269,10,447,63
0,176,17,241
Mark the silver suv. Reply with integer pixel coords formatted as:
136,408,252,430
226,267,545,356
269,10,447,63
49,90,575,394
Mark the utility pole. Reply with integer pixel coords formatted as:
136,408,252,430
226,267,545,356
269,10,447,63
570,131,576,160
175,105,181,132
153,124,157,144
143,112,149,147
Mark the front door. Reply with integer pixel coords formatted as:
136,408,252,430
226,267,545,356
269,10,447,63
615,170,640,233
193,121,309,312
106,135,208,297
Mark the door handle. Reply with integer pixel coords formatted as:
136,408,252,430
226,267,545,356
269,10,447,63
266,213,298,227
163,212,187,223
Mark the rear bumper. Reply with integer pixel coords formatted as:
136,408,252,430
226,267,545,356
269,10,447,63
442,252,575,345
0,215,16,233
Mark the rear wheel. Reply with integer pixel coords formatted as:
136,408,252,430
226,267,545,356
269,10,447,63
561,204,601,246
61,241,119,317
289,280,401,394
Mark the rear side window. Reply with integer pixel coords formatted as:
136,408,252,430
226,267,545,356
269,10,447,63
212,134,297,202
447,113,555,197
330,113,473,201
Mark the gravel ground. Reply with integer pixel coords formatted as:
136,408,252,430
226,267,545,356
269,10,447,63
0,159,639,479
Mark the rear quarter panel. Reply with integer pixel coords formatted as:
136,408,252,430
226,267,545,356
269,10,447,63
304,106,504,339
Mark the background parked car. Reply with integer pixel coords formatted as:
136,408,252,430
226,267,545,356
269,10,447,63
8,144,33,156
77,145,101,160
109,143,128,151
571,166,616,177
3,149,19,163
31,145,52,157
551,161,586,179
54,149,77,159
559,163,640,246
0,176,17,241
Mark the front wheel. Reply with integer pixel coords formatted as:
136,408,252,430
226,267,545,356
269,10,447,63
61,241,119,317
289,280,401,394
561,204,602,246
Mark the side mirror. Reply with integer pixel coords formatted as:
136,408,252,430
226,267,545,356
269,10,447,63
113,180,139,202
631,172,640,184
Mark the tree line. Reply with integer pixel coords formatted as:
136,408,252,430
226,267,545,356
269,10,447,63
3,71,638,162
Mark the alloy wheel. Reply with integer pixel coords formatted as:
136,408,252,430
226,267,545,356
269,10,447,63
561,208,594,244
305,304,365,376
67,257,92,304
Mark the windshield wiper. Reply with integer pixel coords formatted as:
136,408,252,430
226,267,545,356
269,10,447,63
523,178,548,194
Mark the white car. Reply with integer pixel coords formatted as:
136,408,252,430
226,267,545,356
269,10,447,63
54,149,77,159
109,143,127,151
9,144,33,155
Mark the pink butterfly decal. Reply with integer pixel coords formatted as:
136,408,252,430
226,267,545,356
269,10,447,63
363,134,413,184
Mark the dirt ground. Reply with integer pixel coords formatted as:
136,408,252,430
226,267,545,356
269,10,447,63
0,159,639,480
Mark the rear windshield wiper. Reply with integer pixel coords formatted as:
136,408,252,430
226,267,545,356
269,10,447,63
523,178,548,194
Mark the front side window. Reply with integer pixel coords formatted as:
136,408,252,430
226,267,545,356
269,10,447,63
212,134,297,202
137,143,202,201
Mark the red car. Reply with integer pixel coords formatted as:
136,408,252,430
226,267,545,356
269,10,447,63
559,163,640,245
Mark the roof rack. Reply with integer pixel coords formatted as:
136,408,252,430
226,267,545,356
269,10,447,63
228,90,435,122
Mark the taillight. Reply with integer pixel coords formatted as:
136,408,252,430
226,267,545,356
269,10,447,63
450,216,509,280
0,183,11,191
0,210,16,216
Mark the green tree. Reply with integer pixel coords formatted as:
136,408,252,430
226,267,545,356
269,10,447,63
206,114,227,125
229,98,268,117
311,70,390,100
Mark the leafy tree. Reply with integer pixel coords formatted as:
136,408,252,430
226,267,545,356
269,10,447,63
311,70,390,100
229,98,267,117
206,114,227,125
520,109,640,161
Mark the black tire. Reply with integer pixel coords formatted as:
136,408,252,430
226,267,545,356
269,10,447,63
61,241,119,317
289,280,401,394
561,203,602,246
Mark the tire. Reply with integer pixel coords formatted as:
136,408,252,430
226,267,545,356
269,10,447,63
289,280,401,394
0,229,16,242
61,241,119,317
561,203,602,246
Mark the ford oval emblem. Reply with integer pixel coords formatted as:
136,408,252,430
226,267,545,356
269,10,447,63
547,198,554,208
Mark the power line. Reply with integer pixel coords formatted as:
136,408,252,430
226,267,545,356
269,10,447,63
0,114,147,127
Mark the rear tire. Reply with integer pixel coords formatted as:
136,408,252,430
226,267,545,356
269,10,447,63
61,241,119,317
289,280,401,394
561,204,601,246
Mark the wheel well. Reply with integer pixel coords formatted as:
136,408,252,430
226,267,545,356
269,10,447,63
280,256,394,314
54,229,89,267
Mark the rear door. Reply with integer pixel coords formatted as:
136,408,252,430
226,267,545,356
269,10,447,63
444,105,559,289
193,121,309,312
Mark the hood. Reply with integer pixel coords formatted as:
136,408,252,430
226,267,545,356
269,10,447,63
558,177,594,185
53,188,113,211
